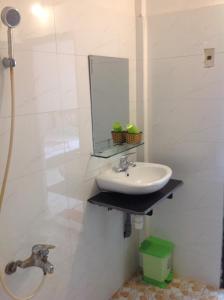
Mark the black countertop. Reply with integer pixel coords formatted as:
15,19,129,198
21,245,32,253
88,179,183,215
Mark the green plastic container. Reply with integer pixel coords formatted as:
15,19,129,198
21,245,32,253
139,236,174,288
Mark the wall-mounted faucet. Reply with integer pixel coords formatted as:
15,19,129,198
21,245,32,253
5,244,55,276
113,153,136,173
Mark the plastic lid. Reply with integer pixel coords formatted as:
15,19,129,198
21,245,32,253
139,236,174,258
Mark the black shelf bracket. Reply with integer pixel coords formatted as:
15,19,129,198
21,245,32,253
146,210,153,216
167,193,173,199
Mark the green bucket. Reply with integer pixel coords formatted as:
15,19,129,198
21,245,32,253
139,236,174,288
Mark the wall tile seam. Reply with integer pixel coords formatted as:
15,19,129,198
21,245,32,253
0,165,64,186
0,166,96,196
147,3,224,17
0,153,92,184
0,48,138,60
0,47,58,55
0,108,89,119
50,3,58,55
151,50,224,61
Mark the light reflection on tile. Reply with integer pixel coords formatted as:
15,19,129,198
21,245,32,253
0,0,56,53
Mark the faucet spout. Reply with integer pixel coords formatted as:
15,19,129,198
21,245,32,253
43,261,54,275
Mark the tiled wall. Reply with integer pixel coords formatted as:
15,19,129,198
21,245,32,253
148,0,224,287
0,1,139,299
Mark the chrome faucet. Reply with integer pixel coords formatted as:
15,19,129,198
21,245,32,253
114,153,136,173
5,244,55,276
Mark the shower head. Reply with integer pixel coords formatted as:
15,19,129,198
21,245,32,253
1,7,21,28
1,7,21,67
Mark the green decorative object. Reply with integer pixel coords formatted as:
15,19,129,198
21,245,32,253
111,122,126,144
126,123,142,144
126,123,140,134
112,122,123,132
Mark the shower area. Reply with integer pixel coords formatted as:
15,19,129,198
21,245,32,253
0,5,57,300
0,1,140,300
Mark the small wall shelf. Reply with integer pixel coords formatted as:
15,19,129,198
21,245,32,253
91,141,144,158
88,179,183,238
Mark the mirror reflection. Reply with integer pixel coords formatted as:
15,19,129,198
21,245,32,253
89,55,129,157
89,55,143,158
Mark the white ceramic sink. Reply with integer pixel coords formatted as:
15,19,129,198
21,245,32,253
96,162,172,195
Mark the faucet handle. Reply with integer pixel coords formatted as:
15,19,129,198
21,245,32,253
32,244,56,257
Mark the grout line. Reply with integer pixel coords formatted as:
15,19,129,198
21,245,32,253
152,50,224,61
0,107,91,119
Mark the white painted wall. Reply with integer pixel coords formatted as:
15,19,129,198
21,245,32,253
0,1,139,299
148,1,224,286
148,0,224,15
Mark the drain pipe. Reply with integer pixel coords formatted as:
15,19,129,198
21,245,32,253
124,214,132,238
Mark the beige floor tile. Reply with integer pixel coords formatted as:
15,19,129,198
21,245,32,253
111,274,223,300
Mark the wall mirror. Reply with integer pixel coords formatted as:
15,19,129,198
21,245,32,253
89,55,143,158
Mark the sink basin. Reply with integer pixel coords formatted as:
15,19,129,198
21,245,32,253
96,162,172,195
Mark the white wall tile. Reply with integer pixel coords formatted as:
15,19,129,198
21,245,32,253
149,2,224,286
150,4,224,59
148,0,224,15
53,0,136,58
1,51,61,117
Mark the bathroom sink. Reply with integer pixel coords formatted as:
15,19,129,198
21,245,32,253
96,162,172,195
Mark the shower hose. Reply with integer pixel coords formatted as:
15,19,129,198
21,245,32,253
0,67,45,300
